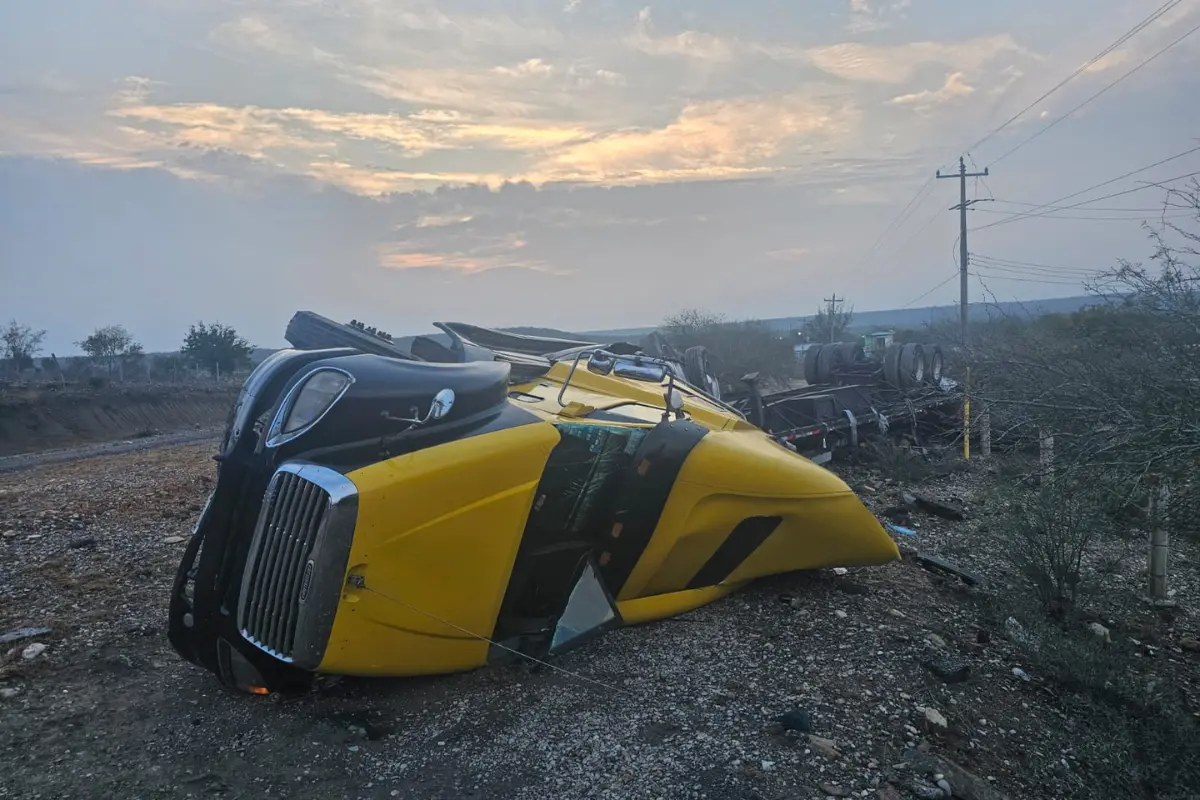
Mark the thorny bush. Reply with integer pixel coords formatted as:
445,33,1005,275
990,475,1111,612
968,181,1200,540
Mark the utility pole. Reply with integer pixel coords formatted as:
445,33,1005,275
936,156,989,459
936,157,989,343
822,294,842,343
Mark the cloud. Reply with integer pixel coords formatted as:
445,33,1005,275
808,35,1029,84
378,231,544,274
536,94,859,182
891,72,975,109
627,6,738,62
846,0,912,33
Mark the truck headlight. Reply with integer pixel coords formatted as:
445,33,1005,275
266,368,353,447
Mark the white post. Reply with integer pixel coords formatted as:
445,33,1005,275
1149,478,1171,602
979,411,992,459
1038,429,1054,475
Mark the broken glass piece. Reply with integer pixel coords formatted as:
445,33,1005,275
549,561,620,655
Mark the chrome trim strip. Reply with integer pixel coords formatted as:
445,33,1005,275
224,348,307,454
264,367,355,449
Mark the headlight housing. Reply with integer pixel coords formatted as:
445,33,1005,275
266,368,353,447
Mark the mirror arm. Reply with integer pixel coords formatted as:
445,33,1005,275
557,350,592,407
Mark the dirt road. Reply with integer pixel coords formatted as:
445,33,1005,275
2,442,1191,799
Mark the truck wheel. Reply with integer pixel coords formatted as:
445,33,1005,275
883,344,903,388
803,345,821,385
814,344,836,385
899,343,926,388
837,341,865,367
924,345,944,384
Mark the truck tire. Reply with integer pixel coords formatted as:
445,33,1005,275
814,344,837,385
836,341,865,367
899,343,926,389
883,344,903,388
803,345,821,385
285,311,419,360
924,345,944,384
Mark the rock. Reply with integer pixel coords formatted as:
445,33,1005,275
836,580,870,596
2,530,16,538
832,567,849,576
0,687,19,699
889,609,907,619
819,782,850,797
807,734,842,760
1180,638,1200,653
1011,667,1031,682
1088,622,1111,643
834,610,848,619
975,628,991,644
21,643,47,660
924,708,948,729
876,788,905,800
925,633,948,649
68,537,97,549
162,536,186,544
0,627,52,646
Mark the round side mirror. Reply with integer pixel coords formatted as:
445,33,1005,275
429,388,455,420
666,388,684,413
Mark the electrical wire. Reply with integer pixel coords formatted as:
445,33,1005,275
900,271,960,309
990,17,1200,166
966,0,1184,155
972,168,1200,232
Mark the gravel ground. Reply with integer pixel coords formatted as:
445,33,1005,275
2,442,1199,799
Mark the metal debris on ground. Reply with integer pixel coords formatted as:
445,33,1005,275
0,627,51,646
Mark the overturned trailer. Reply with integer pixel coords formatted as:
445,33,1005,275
169,312,957,695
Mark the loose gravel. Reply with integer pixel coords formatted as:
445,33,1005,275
2,442,1198,799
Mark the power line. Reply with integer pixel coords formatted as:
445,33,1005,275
973,253,1104,275
972,168,1200,232
967,0,1185,155
844,4,1187,276
990,17,1200,165
971,270,1094,287
900,271,960,309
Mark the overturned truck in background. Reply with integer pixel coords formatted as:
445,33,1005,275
168,312,958,695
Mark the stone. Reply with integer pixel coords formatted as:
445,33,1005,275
924,708,948,729
1088,622,1111,643
807,734,842,760
163,536,186,544
21,642,47,660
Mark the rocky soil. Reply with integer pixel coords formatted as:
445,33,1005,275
2,442,1199,799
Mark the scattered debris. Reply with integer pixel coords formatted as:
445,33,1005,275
887,521,917,537
916,552,982,586
773,709,813,734
924,708,948,729
162,535,186,544
0,687,20,699
1180,638,1200,653
0,627,51,646
923,654,970,684
819,781,850,797
912,494,966,521
68,536,97,549
1011,667,1032,682
834,609,848,619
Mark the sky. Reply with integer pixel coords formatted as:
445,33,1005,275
1,0,1199,353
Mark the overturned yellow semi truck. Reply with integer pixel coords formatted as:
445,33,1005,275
168,312,953,695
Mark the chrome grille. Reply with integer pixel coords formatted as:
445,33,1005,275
238,467,331,661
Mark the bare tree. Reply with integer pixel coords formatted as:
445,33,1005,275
2,319,47,374
801,300,854,343
662,308,796,389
